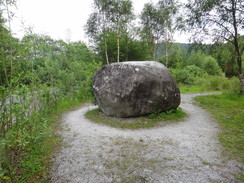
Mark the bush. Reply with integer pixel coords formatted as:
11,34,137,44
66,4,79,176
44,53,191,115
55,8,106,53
203,56,222,76
185,51,222,76
183,75,240,94
198,75,223,91
185,51,205,68
221,77,240,94
175,69,195,85
185,65,203,77
174,65,203,85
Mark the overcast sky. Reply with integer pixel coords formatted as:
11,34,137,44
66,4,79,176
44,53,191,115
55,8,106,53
9,0,189,43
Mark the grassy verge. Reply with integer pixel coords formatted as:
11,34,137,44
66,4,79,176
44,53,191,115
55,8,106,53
194,94,244,161
0,87,92,183
179,76,240,94
180,85,206,93
31,97,88,182
85,108,187,129
194,94,244,181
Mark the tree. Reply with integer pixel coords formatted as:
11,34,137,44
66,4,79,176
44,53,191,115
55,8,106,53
158,43,187,68
209,42,240,77
140,0,179,64
140,3,158,60
96,30,149,64
86,0,134,64
158,0,178,67
0,13,20,87
109,0,134,62
186,0,244,94
85,0,113,64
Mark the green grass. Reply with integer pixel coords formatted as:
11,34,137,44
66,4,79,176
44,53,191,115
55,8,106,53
180,85,206,93
195,94,244,181
194,94,244,161
179,76,240,94
85,108,187,129
179,84,218,93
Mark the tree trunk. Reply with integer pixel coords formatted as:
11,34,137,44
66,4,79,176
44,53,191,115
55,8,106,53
117,20,120,63
238,55,244,94
153,42,157,60
125,32,129,61
104,37,109,65
231,0,243,94
165,27,169,67
117,36,120,62
165,42,168,67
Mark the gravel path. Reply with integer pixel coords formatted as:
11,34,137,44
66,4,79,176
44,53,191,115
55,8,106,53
51,93,243,183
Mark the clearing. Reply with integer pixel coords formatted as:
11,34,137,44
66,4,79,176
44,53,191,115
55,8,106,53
51,93,243,183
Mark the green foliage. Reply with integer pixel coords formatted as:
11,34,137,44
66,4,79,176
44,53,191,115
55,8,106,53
175,68,195,85
174,65,203,85
203,56,222,75
158,43,187,67
0,18,20,86
96,31,149,63
179,75,240,94
179,85,205,93
195,94,244,164
0,85,94,182
185,51,205,68
221,77,240,94
186,0,244,94
0,29,101,182
168,48,223,87
184,51,222,76
140,0,179,60
209,41,244,77
86,0,134,63
0,0,243,181
85,108,186,129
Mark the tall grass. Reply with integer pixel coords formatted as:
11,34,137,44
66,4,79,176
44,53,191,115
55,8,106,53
195,94,244,164
180,76,240,94
0,84,93,182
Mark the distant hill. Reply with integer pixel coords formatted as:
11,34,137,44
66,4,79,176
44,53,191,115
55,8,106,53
156,42,192,59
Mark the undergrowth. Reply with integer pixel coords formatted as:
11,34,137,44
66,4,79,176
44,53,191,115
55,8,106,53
0,85,93,183
179,76,240,94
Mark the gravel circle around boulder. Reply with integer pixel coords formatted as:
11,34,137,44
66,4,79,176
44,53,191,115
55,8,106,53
51,93,244,183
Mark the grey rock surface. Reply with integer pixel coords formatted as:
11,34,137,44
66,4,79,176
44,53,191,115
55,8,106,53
93,61,180,117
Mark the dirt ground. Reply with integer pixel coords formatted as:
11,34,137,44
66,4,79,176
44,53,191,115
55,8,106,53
51,93,244,183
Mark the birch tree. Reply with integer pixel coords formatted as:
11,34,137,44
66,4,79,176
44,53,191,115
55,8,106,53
186,0,244,94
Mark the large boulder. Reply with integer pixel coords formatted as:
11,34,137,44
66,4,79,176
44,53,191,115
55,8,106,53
93,61,180,118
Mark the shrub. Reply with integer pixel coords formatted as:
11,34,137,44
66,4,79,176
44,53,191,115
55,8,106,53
185,65,203,77
174,65,203,85
221,77,240,94
175,69,195,85
185,51,222,76
185,51,205,68
203,56,222,76
198,75,223,91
